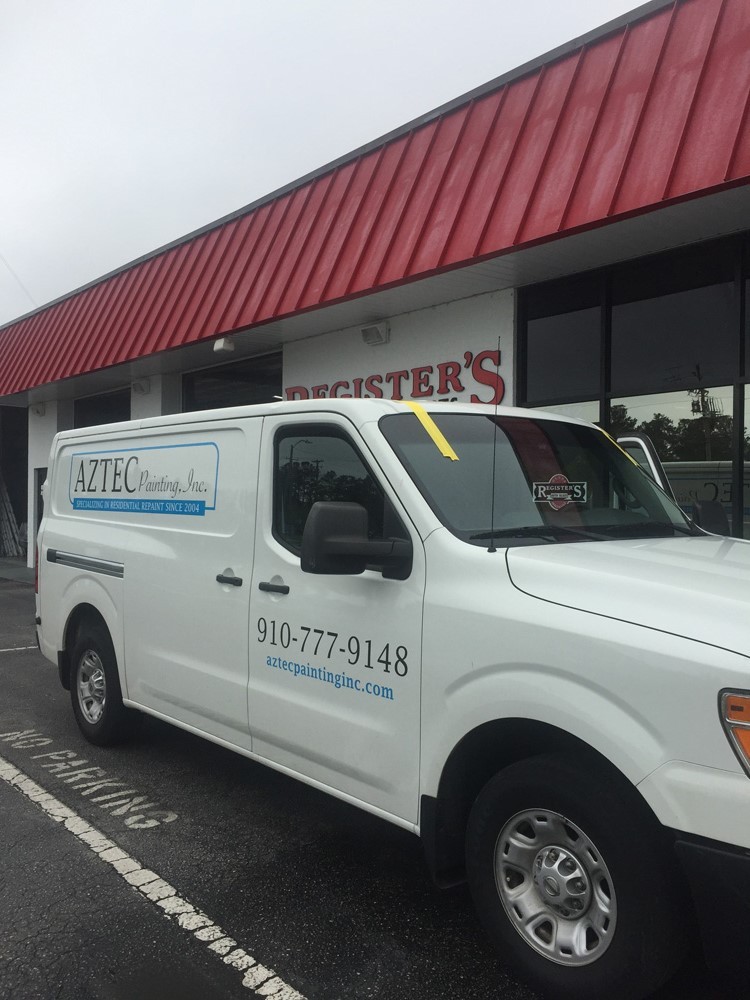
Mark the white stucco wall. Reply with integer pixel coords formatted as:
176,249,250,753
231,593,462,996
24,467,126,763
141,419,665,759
27,400,72,565
130,373,181,420
282,290,514,406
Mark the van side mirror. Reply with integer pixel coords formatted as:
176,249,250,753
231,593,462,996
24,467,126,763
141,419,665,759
692,499,730,536
616,432,675,500
301,502,412,579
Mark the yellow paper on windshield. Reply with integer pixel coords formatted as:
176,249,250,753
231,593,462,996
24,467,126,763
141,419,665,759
402,402,459,461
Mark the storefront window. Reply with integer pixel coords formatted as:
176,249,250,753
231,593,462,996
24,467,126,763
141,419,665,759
524,274,601,404
610,387,734,532
183,352,282,411
611,244,735,397
74,388,131,428
536,400,600,423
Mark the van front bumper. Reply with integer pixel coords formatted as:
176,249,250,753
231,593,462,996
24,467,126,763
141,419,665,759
674,833,750,973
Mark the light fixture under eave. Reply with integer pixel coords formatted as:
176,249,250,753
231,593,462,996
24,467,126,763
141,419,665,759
360,321,390,346
213,336,235,354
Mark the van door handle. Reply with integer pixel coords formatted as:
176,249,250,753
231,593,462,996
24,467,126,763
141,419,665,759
216,573,243,587
258,581,290,595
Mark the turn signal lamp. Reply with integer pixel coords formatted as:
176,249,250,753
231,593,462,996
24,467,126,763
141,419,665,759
720,691,750,776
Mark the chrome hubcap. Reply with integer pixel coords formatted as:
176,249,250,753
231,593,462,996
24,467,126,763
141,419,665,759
494,809,616,966
77,650,106,724
532,844,592,917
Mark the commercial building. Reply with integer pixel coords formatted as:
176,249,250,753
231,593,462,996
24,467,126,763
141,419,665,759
1,0,749,564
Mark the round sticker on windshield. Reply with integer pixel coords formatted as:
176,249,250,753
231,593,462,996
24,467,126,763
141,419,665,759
533,474,588,510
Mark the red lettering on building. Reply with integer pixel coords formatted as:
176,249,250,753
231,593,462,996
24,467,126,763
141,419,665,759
330,381,352,398
469,350,505,405
284,347,506,403
364,374,384,397
384,370,409,400
411,365,434,398
437,361,465,395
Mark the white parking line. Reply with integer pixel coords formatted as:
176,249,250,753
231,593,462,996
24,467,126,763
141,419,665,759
0,755,306,999
0,645,38,653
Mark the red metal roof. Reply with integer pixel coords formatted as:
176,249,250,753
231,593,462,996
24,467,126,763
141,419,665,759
2,0,750,396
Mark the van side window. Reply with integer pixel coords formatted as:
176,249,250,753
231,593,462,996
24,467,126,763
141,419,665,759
273,426,401,554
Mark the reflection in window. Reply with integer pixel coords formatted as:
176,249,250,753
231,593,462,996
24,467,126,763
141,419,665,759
274,429,387,552
536,400,600,423
610,388,737,531
380,412,692,547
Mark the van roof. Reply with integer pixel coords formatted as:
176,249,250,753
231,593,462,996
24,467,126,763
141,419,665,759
53,398,590,441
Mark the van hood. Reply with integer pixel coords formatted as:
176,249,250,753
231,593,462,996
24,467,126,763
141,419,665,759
505,535,750,655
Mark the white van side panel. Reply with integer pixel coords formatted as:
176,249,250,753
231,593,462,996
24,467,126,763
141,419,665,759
120,420,260,748
418,532,748,841
247,412,427,824
40,430,136,680
42,418,261,750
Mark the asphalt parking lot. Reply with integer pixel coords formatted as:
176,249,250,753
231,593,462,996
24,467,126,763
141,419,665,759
0,574,734,1000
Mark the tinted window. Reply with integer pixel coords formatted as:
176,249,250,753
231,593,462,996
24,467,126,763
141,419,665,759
274,426,397,553
611,245,735,396
380,412,695,547
524,274,601,404
611,388,735,530
184,353,282,411
74,389,131,428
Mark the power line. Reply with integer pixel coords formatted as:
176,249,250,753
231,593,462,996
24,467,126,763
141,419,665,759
0,250,37,309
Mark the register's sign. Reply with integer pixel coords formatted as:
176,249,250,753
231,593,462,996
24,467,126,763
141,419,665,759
285,349,505,405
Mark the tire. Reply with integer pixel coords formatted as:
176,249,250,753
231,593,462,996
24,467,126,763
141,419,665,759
465,753,687,1000
70,621,132,746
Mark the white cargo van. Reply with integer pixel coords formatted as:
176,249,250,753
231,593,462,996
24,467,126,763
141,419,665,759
36,399,750,1000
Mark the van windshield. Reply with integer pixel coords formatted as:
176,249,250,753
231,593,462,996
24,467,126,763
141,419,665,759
379,411,699,547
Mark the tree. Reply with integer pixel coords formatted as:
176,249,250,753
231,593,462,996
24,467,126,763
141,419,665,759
674,414,733,462
638,413,679,461
608,404,638,437
608,404,750,462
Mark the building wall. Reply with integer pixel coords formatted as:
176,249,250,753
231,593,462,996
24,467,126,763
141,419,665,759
130,374,181,420
282,290,514,406
27,400,71,563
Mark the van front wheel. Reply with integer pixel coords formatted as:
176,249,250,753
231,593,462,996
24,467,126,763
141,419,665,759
70,623,131,746
465,753,686,1000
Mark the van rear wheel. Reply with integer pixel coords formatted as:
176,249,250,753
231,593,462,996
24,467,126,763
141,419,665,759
70,622,131,745
465,753,687,1000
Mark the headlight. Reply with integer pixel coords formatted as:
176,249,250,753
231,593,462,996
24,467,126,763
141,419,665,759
720,690,750,776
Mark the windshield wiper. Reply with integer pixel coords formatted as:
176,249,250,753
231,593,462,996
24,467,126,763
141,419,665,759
469,525,606,542
592,521,702,538
470,519,701,543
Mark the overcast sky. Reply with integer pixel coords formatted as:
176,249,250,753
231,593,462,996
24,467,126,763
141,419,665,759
1,0,644,328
